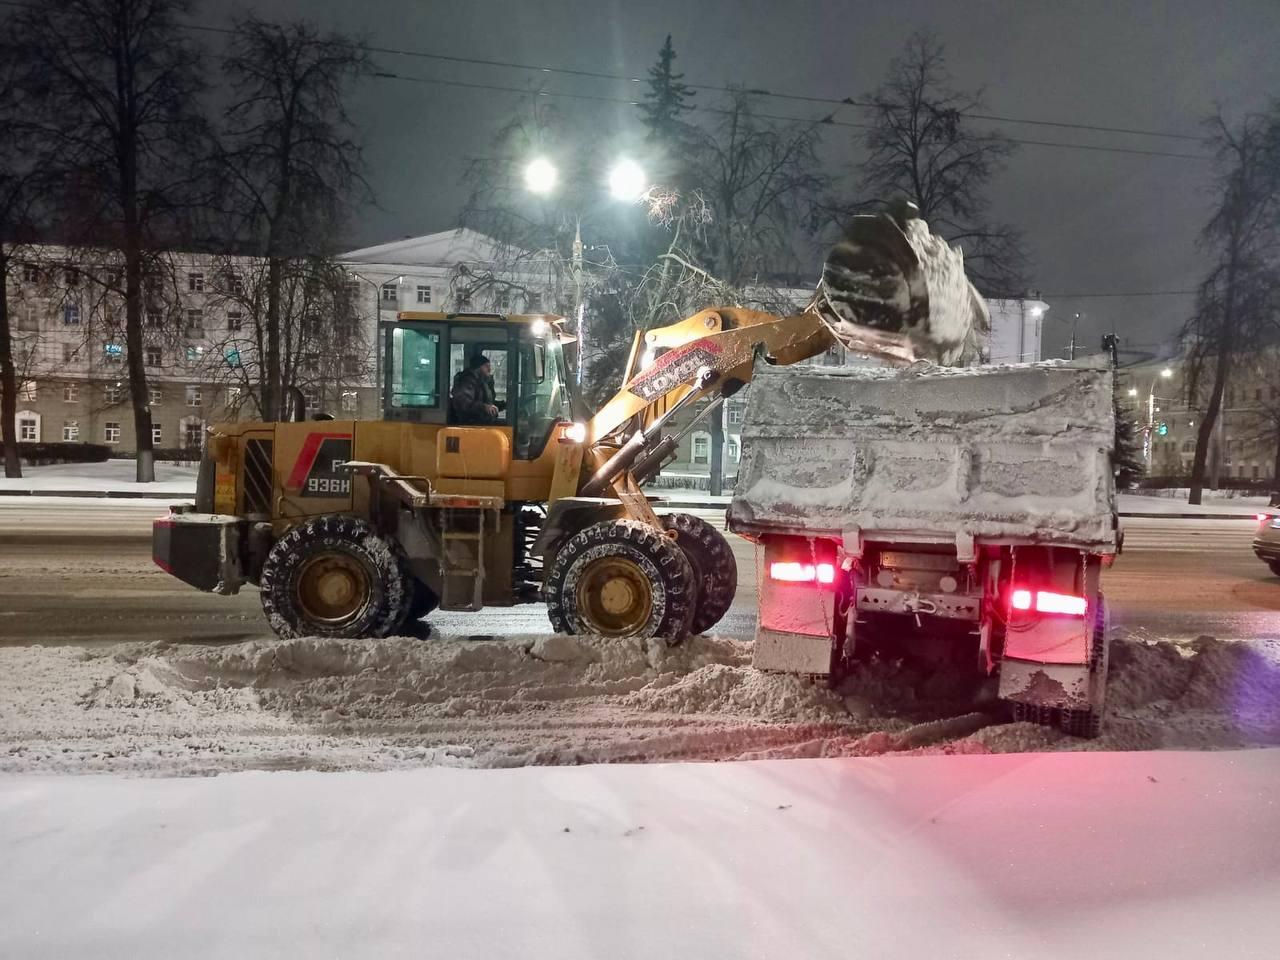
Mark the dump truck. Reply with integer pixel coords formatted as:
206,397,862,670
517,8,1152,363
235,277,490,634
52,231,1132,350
728,351,1119,736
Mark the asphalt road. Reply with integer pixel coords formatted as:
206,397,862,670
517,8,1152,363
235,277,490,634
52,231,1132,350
1,499,1277,647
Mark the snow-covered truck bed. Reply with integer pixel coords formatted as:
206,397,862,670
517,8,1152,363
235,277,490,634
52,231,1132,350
729,354,1117,551
728,354,1119,737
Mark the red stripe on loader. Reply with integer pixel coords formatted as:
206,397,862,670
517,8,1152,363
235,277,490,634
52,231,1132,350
285,433,352,491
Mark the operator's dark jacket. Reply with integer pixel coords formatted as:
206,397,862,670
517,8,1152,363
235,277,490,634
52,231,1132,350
450,368,498,424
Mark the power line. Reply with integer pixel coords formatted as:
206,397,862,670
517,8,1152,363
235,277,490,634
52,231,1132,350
1,0,1210,161
371,67,1207,160
1039,290,1199,298
183,20,1200,143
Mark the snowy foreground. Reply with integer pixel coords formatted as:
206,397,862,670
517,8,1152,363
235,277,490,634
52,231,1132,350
2,749,1279,959
4,632,1280,775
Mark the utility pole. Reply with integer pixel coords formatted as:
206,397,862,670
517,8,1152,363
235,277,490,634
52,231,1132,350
572,219,585,385
709,398,724,497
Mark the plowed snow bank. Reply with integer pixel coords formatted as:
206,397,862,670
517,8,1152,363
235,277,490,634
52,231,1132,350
3,633,1278,774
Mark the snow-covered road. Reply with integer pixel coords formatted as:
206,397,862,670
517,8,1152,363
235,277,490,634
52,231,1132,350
3,748,1278,959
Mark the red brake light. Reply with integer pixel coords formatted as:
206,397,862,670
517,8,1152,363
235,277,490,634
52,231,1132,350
770,561,837,585
1257,514,1270,523
1010,588,1088,617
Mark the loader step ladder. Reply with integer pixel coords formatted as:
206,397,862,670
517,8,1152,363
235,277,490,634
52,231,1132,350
431,493,504,611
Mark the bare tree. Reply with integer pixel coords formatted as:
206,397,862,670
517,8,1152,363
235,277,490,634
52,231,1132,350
1180,107,1280,505
217,15,370,422
850,31,1027,295
10,0,210,481
0,32,41,478
198,254,369,419
691,89,828,287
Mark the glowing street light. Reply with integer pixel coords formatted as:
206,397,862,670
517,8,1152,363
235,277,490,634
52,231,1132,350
607,158,647,201
1160,367,1173,379
524,157,558,195
1127,387,1138,397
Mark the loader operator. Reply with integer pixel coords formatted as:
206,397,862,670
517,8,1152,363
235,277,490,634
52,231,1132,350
450,353,504,424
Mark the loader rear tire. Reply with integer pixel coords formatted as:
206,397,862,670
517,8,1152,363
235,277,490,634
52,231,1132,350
543,520,695,642
260,515,411,640
661,513,737,634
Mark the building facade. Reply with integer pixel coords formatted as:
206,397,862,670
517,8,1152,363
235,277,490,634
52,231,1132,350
1121,352,1280,485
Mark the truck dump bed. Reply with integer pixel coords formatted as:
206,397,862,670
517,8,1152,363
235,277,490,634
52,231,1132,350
728,355,1117,552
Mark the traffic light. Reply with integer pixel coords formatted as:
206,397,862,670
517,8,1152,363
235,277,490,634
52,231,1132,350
1157,420,1168,436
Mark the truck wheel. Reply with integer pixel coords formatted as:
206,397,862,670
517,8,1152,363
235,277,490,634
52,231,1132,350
543,519,695,642
260,515,411,639
661,513,737,634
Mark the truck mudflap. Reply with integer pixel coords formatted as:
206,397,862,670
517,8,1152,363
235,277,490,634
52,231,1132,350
153,513,245,595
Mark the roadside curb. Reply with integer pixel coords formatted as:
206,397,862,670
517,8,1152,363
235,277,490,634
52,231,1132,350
0,490,1266,519
0,489,192,500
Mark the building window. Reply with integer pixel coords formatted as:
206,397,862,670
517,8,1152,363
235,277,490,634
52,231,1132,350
225,348,242,368
227,310,243,331
498,289,511,310
303,387,320,410
1182,440,1195,454
727,438,740,462
103,343,123,364
416,284,432,304
18,415,38,442
186,385,202,407
62,343,76,363
691,432,711,465
226,273,245,296
64,268,78,286
149,386,163,406
147,310,163,328
185,309,204,336
527,291,543,311
64,304,81,325
727,404,743,425
63,420,80,441
19,381,36,401
145,346,162,367
342,354,360,376
63,382,79,403
22,264,39,283
1256,388,1264,402
151,425,163,445
16,304,39,331
104,421,121,444
381,282,399,303
341,391,358,412
185,345,205,364
104,383,122,405
182,419,204,449
187,272,204,292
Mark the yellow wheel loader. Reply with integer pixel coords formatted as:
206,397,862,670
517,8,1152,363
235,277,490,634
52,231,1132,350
151,208,985,643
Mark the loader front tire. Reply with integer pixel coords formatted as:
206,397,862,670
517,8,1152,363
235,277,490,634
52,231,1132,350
661,513,737,634
260,515,411,639
543,520,695,642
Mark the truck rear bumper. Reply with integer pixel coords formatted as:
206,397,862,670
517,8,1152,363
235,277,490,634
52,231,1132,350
153,513,245,595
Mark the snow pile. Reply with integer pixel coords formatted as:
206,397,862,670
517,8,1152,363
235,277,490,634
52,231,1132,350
730,355,1116,547
4,632,1279,775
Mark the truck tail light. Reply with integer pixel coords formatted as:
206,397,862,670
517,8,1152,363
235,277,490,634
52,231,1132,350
769,561,836,585
1011,588,1087,617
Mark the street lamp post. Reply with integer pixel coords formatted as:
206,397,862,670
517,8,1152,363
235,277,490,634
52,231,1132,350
1142,367,1175,464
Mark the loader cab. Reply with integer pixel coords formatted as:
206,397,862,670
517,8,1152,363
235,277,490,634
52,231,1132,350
381,311,573,460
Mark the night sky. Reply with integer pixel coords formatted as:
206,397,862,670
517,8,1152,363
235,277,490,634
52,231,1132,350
223,0,1280,358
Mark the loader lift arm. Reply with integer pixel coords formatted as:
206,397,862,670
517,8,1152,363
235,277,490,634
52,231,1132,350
575,305,916,525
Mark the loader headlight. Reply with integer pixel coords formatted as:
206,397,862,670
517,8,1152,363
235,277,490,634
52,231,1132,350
562,421,587,443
